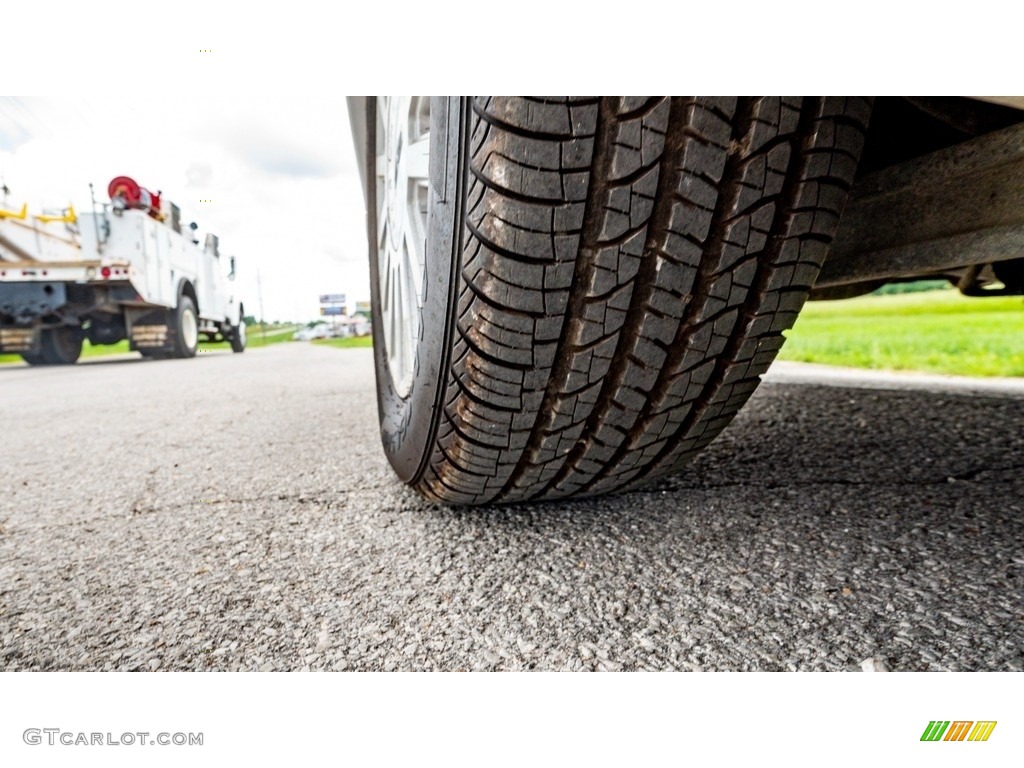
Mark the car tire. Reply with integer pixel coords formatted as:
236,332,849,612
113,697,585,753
364,96,871,504
171,296,199,358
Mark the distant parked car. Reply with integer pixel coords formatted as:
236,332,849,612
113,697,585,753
293,326,328,341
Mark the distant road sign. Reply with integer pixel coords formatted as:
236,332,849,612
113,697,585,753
320,306,344,316
355,301,371,314
319,294,346,304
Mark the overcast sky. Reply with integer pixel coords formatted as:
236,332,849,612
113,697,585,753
0,96,368,322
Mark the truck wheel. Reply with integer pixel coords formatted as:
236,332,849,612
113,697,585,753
365,97,870,504
171,296,199,358
30,327,83,365
229,315,247,353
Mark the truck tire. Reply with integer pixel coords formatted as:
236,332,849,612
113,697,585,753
229,313,247,353
23,327,83,365
366,97,870,505
171,296,199,358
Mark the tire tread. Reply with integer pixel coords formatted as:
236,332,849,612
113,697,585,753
414,96,871,504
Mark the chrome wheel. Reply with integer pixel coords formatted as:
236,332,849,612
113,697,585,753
376,96,429,398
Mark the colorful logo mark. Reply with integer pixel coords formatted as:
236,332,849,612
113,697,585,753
921,721,997,742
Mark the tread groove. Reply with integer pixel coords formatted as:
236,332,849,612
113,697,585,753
494,97,616,501
404,96,870,504
625,98,828,490
580,98,791,492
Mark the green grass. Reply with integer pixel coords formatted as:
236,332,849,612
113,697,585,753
203,325,299,350
7,292,1020,378
0,324,299,364
779,290,1024,377
311,336,373,349
80,340,130,358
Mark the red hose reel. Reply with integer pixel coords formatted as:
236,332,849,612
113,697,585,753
107,176,162,219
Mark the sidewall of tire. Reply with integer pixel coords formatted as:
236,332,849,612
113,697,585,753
173,297,198,358
368,97,467,483
230,307,247,353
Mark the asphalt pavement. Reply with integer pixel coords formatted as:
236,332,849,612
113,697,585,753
1,344,1021,671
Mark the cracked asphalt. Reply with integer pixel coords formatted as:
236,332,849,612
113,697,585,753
1,344,1021,671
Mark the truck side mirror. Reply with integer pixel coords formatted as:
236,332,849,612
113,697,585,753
228,256,237,280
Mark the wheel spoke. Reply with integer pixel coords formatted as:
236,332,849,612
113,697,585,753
376,96,430,398
405,136,430,181
410,96,428,135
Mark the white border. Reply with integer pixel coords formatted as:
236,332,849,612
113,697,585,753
2,673,1021,766
4,1,1019,93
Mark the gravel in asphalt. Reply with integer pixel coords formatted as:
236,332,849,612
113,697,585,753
1,344,1021,670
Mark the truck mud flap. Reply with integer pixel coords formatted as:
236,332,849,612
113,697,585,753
127,308,173,352
0,326,39,353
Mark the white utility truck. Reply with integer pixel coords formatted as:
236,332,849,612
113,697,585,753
0,176,246,364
